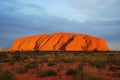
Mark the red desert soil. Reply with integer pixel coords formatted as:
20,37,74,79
10,32,109,51
1,62,120,80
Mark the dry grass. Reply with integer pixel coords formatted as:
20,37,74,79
0,51,120,80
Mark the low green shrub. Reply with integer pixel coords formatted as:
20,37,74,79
0,54,7,62
62,57,73,63
77,63,83,72
77,71,104,80
0,70,15,80
40,56,49,62
39,69,57,77
66,68,77,76
90,61,105,68
16,61,38,74
12,55,21,61
25,61,38,69
48,62,56,66
76,63,104,80
16,66,28,74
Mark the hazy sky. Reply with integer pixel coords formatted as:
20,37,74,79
0,0,120,50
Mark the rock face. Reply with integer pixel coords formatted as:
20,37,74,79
10,32,109,51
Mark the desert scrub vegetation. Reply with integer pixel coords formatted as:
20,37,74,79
89,60,105,68
0,51,120,79
16,61,38,74
109,65,120,71
0,53,7,62
77,71,104,80
66,68,77,76
80,53,108,62
77,63,83,72
106,54,120,66
38,69,57,77
16,66,28,74
25,61,38,69
0,64,2,71
76,63,104,80
48,61,56,66
62,56,73,63
40,54,51,62
0,53,27,63
0,51,120,64
61,54,75,63
0,70,15,80
1,51,120,62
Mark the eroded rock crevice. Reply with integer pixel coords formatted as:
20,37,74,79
59,36,74,50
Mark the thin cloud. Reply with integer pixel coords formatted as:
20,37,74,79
0,0,120,50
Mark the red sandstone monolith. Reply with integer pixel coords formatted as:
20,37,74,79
10,32,109,51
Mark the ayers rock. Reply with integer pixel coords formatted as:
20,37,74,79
10,32,109,51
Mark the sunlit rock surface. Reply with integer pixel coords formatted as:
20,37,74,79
10,32,109,51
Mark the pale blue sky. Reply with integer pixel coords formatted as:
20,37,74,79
0,0,120,50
